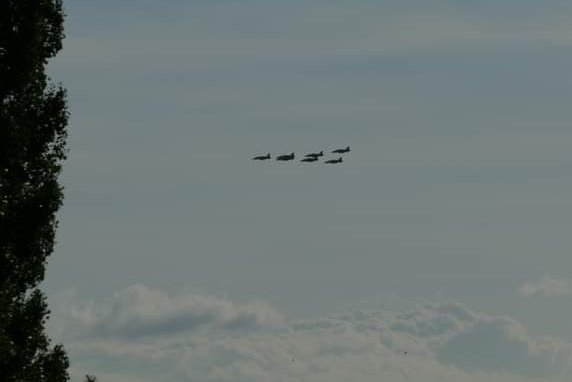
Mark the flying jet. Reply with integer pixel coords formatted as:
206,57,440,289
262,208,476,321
305,150,324,158
332,146,350,154
325,157,343,164
252,153,271,160
300,157,318,163
276,152,295,161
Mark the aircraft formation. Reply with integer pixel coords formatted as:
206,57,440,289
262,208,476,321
252,146,350,164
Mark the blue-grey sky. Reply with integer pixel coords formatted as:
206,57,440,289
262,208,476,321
45,1,572,380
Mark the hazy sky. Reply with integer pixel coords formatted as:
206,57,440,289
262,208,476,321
45,1,572,380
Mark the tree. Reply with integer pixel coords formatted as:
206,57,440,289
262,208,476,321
0,1,70,381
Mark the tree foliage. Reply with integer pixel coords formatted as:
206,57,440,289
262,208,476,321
0,0,70,380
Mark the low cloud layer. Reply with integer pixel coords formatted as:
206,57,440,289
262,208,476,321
519,276,572,297
438,316,571,376
49,284,282,339
49,285,572,382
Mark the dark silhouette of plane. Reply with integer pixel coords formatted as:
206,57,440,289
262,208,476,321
305,150,323,158
332,146,350,154
252,153,271,160
325,157,343,164
301,157,318,163
276,152,295,161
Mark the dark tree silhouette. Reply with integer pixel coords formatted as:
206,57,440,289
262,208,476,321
0,1,70,381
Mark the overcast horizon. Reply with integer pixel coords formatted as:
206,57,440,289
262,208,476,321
44,1,572,380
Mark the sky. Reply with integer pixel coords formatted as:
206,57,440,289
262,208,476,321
44,0,572,380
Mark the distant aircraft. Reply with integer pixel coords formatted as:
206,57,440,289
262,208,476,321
325,157,343,164
252,153,271,160
305,150,324,158
300,157,318,163
276,152,295,161
332,146,350,154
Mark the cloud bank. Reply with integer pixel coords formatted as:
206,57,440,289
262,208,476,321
49,284,282,339
519,276,572,297
49,285,572,382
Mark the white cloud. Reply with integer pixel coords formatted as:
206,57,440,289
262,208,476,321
438,316,572,376
519,276,572,297
49,286,572,382
49,284,283,340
